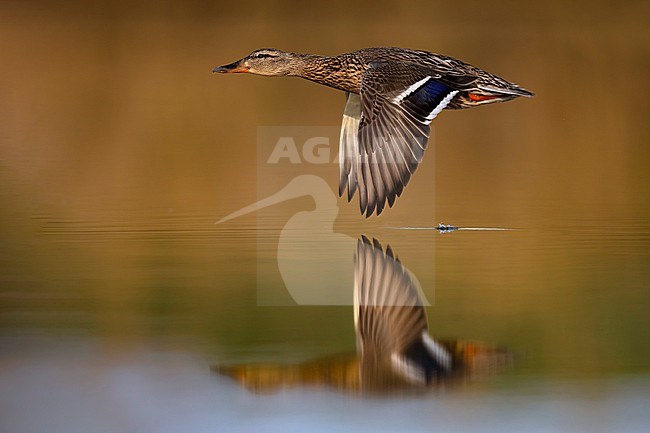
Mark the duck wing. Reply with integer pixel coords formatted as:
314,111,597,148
338,61,470,216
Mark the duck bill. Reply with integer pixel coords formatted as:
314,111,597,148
212,60,249,73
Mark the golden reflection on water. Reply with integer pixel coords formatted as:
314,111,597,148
216,237,511,394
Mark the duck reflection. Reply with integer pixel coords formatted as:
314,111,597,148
214,236,511,394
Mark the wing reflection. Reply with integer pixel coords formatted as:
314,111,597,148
214,236,511,395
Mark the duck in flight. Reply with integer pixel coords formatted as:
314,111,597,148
213,47,533,217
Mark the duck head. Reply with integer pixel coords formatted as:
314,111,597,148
213,48,301,76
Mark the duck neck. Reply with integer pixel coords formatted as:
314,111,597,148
290,53,360,93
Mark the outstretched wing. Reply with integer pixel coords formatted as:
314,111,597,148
338,61,472,217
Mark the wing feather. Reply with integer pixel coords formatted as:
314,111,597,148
355,63,458,216
338,93,361,201
338,61,462,216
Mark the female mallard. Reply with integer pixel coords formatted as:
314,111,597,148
213,47,533,217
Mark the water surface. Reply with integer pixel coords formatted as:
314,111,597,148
1,1,649,431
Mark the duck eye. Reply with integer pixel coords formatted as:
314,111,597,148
254,53,276,59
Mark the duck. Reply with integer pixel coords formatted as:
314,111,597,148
213,47,533,217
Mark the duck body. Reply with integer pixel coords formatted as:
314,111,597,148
288,47,532,108
214,47,533,217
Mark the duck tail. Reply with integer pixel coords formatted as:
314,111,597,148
448,82,533,109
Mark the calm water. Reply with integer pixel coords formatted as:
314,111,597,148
1,1,649,432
